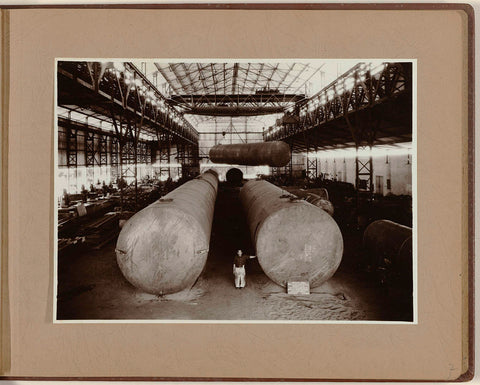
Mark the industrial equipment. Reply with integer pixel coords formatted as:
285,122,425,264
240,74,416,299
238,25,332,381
363,219,413,285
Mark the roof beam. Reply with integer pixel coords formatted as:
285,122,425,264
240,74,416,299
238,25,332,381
285,63,310,91
193,63,208,96
277,63,296,87
169,93,305,104
292,64,325,95
251,63,264,92
231,63,239,94
179,105,286,116
265,63,279,87
223,63,227,94
154,64,183,94
210,63,218,95
241,63,251,94
168,63,190,94
181,63,198,93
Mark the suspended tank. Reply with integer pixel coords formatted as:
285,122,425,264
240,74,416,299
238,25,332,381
209,141,291,167
363,219,413,280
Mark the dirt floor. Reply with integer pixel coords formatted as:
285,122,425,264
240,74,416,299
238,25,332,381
57,184,413,321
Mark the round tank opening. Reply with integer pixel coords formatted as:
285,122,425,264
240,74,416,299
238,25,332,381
226,168,244,185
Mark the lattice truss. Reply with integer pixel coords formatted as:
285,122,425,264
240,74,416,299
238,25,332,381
58,60,411,197
265,62,412,149
154,62,324,117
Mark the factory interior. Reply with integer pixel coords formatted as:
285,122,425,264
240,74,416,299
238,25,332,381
56,60,413,321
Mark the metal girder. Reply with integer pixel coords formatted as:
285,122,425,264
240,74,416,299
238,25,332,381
251,63,264,91
57,116,152,145
285,64,309,91
58,115,157,199
240,63,251,93
265,63,279,86
200,131,264,135
291,65,324,95
199,64,211,94
223,64,227,94
169,92,305,116
181,63,199,94
159,141,171,179
265,63,412,152
58,61,199,147
155,128,173,179
170,93,305,105
156,62,320,100
84,131,96,167
155,64,183,94
355,145,374,195
278,63,296,86
176,143,199,178
304,134,317,179
137,142,148,164
168,63,190,94
231,63,239,94
110,136,119,181
239,64,289,85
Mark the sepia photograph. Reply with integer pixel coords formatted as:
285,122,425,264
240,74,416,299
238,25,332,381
55,59,415,322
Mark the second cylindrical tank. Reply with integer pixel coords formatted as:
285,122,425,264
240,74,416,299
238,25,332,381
363,219,413,279
115,170,219,295
240,180,344,288
209,141,291,167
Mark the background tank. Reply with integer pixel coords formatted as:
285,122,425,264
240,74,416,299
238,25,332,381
363,219,413,278
240,180,343,288
226,167,243,185
115,170,219,295
209,141,291,167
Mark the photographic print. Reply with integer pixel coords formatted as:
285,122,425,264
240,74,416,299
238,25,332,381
55,59,415,322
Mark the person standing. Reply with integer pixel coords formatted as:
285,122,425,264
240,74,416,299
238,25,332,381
233,250,256,289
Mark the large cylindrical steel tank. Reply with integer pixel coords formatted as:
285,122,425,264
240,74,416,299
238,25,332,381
115,170,219,295
240,180,344,288
209,141,291,167
363,219,412,273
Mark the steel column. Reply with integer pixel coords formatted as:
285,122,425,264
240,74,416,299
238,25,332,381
66,126,78,167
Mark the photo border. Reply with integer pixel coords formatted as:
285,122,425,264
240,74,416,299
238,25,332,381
53,57,418,325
